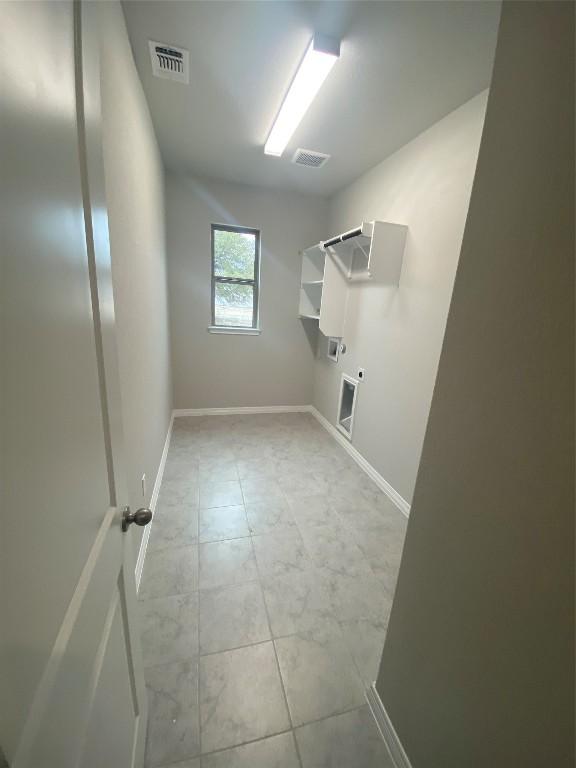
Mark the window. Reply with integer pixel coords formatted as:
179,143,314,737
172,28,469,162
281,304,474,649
211,224,260,330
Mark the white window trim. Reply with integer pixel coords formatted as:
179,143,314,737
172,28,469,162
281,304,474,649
207,326,261,335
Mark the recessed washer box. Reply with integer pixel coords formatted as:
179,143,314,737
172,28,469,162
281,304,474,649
337,374,358,440
327,337,340,362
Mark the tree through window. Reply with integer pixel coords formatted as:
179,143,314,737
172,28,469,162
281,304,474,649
211,224,260,328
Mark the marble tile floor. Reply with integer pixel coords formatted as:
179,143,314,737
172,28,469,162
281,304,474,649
138,412,407,768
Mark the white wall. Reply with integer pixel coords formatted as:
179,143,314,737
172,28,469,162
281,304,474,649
100,1,172,535
166,174,328,409
313,91,488,504
377,2,574,764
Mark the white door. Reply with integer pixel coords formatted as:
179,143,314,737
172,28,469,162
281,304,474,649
0,2,148,766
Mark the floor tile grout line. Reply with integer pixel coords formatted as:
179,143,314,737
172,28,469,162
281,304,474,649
240,479,305,768
142,611,384,671
198,634,272,659
138,576,263,604
198,472,295,761
256,451,384,696
199,470,255,758
290,729,303,768
196,728,294,762
199,533,251,545
195,501,202,762
194,701,372,761
143,609,383,667
149,415,402,767
292,701,371,734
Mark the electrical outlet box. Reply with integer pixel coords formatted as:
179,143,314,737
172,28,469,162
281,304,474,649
327,337,339,362
141,473,147,500
357,368,365,381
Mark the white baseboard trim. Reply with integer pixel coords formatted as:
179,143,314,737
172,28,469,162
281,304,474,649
173,405,310,417
135,412,174,592
366,683,413,768
170,404,410,518
308,406,411,518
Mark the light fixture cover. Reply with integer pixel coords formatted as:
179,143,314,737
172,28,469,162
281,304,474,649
264,34,340,157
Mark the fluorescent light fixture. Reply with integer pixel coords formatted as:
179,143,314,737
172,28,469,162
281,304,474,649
264,34,340,157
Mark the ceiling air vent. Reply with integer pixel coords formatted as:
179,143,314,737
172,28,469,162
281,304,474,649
149,41,189,84
292,148,330,169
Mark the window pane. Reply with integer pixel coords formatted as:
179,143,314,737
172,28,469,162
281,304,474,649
214,282,254,327
214,228,256,279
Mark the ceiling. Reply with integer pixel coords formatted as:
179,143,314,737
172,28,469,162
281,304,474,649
122,0,501,196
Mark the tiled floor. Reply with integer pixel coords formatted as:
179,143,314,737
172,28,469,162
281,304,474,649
138,412,407,768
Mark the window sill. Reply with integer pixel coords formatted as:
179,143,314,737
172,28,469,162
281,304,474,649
207,326,261,336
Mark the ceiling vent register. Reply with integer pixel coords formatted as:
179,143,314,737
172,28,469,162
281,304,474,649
292,148,331,168
149,41,190,84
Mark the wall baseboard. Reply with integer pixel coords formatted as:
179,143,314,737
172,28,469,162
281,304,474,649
308,406,411,518
135,412,174,592
173,405,310,417
168,404,410,518
366,683,413,768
